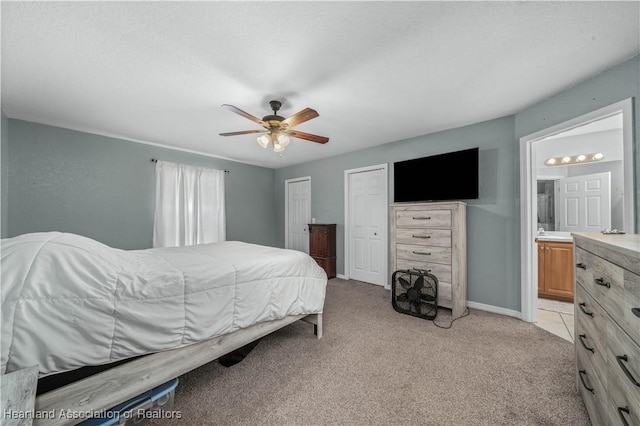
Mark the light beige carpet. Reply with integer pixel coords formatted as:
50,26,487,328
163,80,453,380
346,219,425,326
149,278,590,426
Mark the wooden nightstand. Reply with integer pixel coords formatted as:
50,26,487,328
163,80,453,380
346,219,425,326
308,224,336,279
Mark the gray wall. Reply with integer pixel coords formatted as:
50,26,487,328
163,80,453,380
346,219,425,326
3,54,637,313
275,54,639,313
275,116,520,311
5,119,277,249
515,55,640,232
1,110,8,238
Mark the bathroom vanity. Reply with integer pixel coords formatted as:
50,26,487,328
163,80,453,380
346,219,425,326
537,231,574,302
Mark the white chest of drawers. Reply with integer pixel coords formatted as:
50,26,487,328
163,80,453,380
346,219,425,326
573,232,640,426
390,202,467,318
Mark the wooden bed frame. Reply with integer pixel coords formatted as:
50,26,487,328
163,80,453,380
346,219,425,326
18,313,322,426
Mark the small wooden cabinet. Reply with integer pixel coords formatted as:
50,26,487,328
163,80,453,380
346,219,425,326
537,240,574,302
309,224,336,279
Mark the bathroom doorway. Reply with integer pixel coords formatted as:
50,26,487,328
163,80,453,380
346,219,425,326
519,98,635,323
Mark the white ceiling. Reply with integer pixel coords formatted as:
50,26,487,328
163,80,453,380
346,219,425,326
2,1,639,169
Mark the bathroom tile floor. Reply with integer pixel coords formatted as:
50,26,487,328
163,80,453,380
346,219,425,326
535,298,574,343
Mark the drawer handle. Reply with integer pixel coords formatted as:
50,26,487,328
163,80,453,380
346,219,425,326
618,406,631,426
412,235,431,239
616,355,640,387
578,302,594,318
632,307,640,318
578,334,594,353
576,262,587,270
578,369,595,394
412,251,431,256
412,216,431,220
594,277,611,288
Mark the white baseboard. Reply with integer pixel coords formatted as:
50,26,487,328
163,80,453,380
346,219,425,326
467,301,523,320
332,276,524,320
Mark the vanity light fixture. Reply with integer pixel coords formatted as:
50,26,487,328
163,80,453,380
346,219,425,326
544,152,604,166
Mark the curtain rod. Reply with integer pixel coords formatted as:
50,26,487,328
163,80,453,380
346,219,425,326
151,158,229,173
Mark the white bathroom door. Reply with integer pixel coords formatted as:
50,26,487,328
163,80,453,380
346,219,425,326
557,171,611,232
285,177,311,253
347,167,387,286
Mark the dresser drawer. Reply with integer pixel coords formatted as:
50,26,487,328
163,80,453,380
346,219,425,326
576,284,609,385
576,321,608,388
576,283,608,351
607,387,640,426
614,269,640,345
577,349,608,426
393,260,453,303
577,247,640,345
607,319,640,420
396,243,451,265
395,259,452,283
394,228,451,247
395,209,452,228
576,246,624,306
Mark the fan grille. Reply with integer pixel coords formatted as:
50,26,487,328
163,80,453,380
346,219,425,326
392,269,438,320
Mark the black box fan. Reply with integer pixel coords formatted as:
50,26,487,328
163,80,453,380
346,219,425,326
392,269,438,320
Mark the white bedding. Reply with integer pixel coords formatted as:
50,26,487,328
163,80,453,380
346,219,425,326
1,232,327,377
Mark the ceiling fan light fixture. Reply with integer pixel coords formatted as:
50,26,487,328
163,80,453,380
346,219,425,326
257,134,270,148
221,100,328,154
276,132,290,148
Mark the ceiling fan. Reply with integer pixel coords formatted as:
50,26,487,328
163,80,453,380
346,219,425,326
219,100,329,152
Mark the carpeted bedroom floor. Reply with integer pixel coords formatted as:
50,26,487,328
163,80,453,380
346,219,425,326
148,278,590,426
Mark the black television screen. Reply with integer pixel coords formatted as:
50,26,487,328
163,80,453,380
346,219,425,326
394,148,479,202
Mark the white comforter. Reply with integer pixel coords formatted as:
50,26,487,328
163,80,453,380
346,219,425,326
1,232,327,376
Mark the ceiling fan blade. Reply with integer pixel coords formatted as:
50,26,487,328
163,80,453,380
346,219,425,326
287,130,329,144
281,108,319,128
222,104,265,126
219,130,266,137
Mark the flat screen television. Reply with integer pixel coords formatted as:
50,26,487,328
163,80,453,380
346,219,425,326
394,147,479,202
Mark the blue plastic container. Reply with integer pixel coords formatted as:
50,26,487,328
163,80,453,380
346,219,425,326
78,378,179,426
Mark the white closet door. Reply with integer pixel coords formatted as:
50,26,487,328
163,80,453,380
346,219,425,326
349,168,386,286
286,178,311,253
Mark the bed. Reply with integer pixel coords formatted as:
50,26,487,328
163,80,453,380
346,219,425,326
1,232,327,425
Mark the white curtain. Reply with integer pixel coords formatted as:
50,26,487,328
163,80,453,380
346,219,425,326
153,160,226,248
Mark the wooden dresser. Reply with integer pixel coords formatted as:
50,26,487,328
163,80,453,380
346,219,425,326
572,232,640,426
309,223,336,279
390,202,467,318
